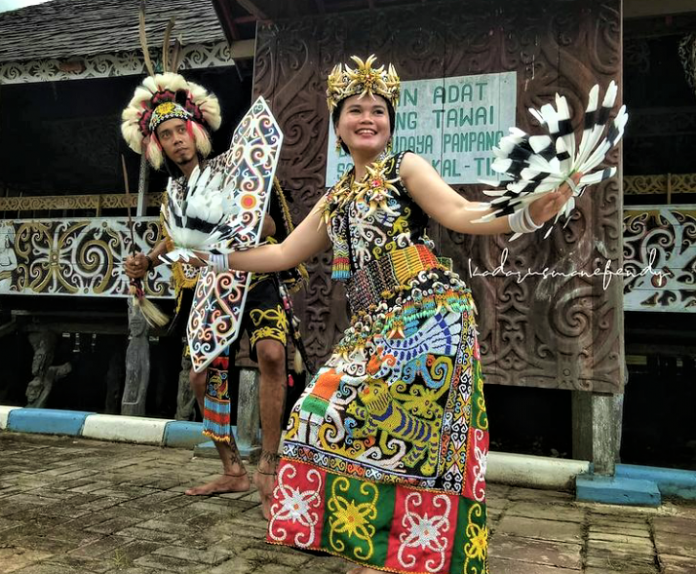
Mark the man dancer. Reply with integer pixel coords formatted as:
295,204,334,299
122,74,300,519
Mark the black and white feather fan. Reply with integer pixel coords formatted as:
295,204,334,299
160,165,241,264
472,82,629,239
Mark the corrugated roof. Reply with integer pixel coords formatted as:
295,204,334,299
0,0,226,63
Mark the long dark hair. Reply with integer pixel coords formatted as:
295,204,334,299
332,95,396,154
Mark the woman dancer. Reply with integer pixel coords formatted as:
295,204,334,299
189,55,576,574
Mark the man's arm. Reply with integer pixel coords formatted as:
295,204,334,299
127,213,276,279
124,239,168,280
261,215,276,239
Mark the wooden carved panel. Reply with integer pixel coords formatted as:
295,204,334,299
623,205,696,312
254,0,624,393
0,193,164,214
0,217,172,299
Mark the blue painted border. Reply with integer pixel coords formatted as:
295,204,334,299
163,421,208,448
7,408,94,436
616,463,696,500
3,406,695,505
576,474,661,506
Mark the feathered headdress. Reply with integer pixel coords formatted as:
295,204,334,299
473,82,628,239
327,54,401,112
120,4,221,169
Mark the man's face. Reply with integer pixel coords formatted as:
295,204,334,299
155,118,196,165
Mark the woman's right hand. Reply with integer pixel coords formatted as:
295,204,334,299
188,251,211,268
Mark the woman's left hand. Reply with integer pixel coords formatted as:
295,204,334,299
528,173,582,226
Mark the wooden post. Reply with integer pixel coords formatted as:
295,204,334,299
137,155,149,217
104,341,124,414
237,367,261,461
571,391,622,475
121,299,150,416
175,349,196,420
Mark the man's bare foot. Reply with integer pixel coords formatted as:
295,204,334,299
184,472,250,496
254,470,275,520
347,567,382,574
255,450,280,520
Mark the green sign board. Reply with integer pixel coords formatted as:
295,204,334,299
326,71,517,186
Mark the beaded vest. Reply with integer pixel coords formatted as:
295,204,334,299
324,151,430,280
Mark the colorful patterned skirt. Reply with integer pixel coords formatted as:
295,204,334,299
267,245,489,574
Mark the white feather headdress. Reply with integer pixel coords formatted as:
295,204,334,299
120,5,221,169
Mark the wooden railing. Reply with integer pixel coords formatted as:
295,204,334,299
0,193,164,216
623,204,696,313
624,173,696,199
0,216,172,299
1,172,694,214
1,183,694,311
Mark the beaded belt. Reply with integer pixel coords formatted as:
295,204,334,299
346,244,442,314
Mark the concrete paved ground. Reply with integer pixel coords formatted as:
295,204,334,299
0,433,694,574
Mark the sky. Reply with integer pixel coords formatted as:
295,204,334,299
0,0,52,13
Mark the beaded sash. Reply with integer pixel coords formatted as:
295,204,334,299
345,244,442,314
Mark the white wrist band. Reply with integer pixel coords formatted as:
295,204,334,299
523,205,543,231
210,253,228,273
509,206,543,234
509,210,528,234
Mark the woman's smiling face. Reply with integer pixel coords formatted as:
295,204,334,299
335,94,391,157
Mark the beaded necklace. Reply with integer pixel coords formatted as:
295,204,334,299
324,153,401,279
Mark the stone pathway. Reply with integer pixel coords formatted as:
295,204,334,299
0,433,694,573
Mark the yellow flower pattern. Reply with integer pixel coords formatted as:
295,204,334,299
328,478,379,561
464,503,488,573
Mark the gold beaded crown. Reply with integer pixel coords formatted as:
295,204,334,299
326,54,401,112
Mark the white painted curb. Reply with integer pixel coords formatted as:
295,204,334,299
487,452,590,490
2,404,591,491
0,406,20,430
82,414,171,445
